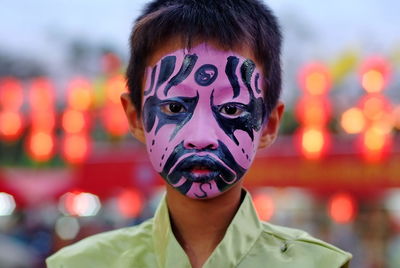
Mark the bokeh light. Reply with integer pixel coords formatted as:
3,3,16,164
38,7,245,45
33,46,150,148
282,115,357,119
341,107,366,134
117,189,143,218
59,192,101,217
253,193,275,221
328,192,357,224
0,192,16,216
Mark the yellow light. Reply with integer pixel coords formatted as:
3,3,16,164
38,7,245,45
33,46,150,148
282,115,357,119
341,108,365,134
362,70,385,93
62,110,85,134
364,127,385,151
302,129,324,154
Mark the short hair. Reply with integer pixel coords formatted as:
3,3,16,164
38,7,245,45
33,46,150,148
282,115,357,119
126,0,282,118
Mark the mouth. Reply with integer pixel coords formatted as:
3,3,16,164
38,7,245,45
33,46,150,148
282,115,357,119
191,165,213,175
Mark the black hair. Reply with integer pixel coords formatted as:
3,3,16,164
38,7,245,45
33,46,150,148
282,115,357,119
126,0,282,117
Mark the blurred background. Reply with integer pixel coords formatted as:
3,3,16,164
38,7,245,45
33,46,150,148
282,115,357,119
0,0,400,267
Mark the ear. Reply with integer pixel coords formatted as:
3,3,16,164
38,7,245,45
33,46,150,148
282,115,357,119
120,92,146,144
258,101,285,149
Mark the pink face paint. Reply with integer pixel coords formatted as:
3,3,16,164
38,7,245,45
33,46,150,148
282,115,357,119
142,43,266,199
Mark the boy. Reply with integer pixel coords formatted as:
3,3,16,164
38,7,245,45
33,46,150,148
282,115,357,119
47,0,352,267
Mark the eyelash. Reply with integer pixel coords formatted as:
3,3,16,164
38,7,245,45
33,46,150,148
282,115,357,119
160,102,187,115
219,103,246,117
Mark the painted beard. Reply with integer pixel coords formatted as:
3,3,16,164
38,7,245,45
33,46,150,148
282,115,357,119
142,44,267,199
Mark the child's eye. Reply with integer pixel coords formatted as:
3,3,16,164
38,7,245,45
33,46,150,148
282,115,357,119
161,102,186,114
219,104,245,117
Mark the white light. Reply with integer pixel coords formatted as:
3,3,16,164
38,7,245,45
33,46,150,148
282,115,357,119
0,192,16,216
55,216,80,240
385,189,400,223
74,193,101,217
59,192,101,217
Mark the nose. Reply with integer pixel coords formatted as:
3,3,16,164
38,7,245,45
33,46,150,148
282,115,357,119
183,113,219,150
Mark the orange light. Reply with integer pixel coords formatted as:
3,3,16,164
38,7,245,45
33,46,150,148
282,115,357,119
0,78,24,110
27,131,54,162
253,193,275,221
328,193,356,224
31,112,56,132
117,189,143,218
359,57,391,93
296,96,330,126
105,75,127,104
299,63,331,95
393,106,400,130
102,104,129,136
63,134,90,164
68,79,93,111
62,109,86,134
0,112,23,141
361,95,387,121
341,108,365,134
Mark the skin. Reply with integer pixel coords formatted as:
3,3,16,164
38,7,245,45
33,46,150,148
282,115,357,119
121,39,284,268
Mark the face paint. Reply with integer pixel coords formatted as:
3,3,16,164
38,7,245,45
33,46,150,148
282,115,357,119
142,43,266,199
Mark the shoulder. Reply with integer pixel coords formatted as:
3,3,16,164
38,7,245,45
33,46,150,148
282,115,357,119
260,222,352,267
46,218,154,268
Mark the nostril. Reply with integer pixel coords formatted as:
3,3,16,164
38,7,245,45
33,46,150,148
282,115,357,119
205,144,216,150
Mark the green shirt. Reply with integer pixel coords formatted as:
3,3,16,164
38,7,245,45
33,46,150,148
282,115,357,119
47,191,352,268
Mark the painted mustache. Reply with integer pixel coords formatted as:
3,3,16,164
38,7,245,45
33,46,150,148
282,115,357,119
170,154,235,184
160,140,246,195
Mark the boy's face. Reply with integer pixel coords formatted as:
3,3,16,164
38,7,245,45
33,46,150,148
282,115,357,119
123,43,283,199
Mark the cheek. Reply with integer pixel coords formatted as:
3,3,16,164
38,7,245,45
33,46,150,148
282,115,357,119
144,121,177,173
229,129,261,169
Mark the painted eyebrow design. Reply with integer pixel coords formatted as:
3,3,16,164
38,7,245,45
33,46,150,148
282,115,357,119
164,54,198,96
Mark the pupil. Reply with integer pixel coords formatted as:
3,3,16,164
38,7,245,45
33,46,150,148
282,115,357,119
225,105,237,115
169,103,182,113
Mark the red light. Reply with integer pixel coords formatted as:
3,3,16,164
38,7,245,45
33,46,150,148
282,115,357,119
117,189,143,218
0,78,24,110
328,193,356,224
253,193,275,221
29,78,55,111
298,63,332,96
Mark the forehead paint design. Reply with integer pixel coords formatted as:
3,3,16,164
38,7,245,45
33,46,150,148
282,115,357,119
142,45,266,199
164,54,198,96
225,56,241,98
195,64,218,86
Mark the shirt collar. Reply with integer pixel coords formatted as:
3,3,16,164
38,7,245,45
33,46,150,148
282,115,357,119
152,190,263,268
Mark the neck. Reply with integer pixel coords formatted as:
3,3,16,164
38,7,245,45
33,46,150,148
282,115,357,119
166,184,243,268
